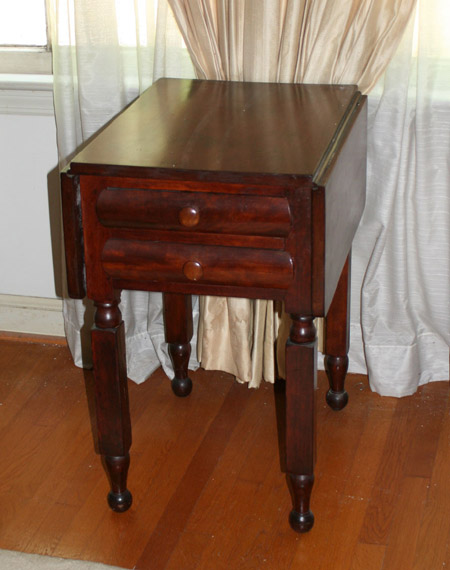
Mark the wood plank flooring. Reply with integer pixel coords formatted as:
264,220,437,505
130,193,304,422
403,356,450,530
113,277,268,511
0,338,449,569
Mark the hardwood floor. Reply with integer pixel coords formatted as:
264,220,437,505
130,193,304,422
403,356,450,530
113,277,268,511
0,338,448,569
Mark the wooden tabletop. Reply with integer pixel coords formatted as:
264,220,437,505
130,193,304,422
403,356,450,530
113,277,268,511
70,78,360,183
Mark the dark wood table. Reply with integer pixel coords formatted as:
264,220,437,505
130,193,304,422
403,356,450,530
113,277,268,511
61,78,367,533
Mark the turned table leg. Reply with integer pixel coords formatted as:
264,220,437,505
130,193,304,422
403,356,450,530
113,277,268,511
285,315,316,533
324,255,351,411
91,292,132,512
163,293,193,397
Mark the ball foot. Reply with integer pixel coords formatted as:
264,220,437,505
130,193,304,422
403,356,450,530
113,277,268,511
171,376,192,397
326,388,349,411
289,509,315,533
107,489,132,513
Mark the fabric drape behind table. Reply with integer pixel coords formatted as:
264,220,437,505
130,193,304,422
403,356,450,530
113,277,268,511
348,0,450,396
168,0,416,92
51,0,449,397
168,0,418,388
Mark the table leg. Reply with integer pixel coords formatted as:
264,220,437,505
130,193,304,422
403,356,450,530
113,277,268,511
324,255,351,411
285,315,316,533
163,293,193,397
91,292,132,512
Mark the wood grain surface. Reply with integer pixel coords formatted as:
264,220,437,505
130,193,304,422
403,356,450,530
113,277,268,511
70,79,359,181
0,338,448,569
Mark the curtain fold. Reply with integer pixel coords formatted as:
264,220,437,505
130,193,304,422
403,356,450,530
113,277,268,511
168,0,416,92
168,0,419,389
49,0,198,383
348,0,450,395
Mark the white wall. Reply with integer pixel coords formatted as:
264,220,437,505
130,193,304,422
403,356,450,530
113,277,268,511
0,113,59,297
0,79,64,335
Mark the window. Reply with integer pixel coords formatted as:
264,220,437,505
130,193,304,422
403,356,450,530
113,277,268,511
0,0,51,75
0,1,48,47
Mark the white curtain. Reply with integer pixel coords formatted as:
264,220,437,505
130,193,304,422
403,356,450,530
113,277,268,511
48,0,199,382
349,0,450,396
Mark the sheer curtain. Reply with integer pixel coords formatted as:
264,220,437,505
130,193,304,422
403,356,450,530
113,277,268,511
168,0,419,389
349,0,450,396
48,0,198,383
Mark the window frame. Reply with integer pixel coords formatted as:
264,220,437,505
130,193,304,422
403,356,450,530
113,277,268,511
0,47,52,75
0,0,51,77
0,5,52,114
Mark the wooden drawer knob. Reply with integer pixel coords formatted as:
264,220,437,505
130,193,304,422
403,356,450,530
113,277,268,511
179,206,200,227
183,261,203,281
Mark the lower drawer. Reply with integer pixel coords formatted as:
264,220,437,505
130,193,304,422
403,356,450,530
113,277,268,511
102,239,293,290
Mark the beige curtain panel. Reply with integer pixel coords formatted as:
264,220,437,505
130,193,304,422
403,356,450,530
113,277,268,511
168,0,417,386
168,0,416,93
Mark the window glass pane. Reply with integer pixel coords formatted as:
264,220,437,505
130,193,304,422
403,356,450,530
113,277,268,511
0,0,47,46
429,0,450,57
115,0,155,46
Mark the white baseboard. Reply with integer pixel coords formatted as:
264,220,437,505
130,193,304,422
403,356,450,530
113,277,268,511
0,294,65,337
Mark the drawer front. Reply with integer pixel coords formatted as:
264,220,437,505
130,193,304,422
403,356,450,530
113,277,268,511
96,188,291,237
102,239,293,290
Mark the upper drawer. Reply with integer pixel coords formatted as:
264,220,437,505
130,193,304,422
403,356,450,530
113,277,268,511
96,187,291,237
